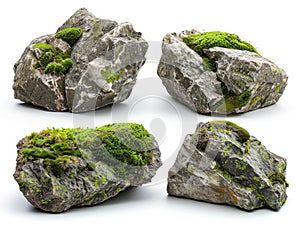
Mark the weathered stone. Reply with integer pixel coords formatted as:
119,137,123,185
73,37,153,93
13,8,148,112
167,121,288,211
157,31,288,115
14,123,162,212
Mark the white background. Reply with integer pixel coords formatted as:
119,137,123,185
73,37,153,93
1,0,299,225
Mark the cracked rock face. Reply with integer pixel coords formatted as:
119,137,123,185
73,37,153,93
167,121,288,211
13,8,148,112
14,123,162,212
157,31,288,115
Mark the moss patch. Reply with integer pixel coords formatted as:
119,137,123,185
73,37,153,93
182,31,258,64
55,28,83,46
269,172,288,187
33,28,81,76
19,124,155,177
212,83,252,114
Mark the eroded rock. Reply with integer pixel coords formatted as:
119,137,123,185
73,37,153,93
167,121,288,210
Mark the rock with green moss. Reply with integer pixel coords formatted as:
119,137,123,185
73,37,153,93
157,30,288,115
167,121,288,211
14,123,162,212
13,8,147,112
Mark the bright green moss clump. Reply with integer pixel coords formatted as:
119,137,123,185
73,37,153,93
55,28,83,46
182,31,258,71
32,28,82,76
19,124,155,177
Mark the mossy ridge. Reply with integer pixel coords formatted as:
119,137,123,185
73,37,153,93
101,66,125,83
207,120,250,143
33,27,82,75
20,124,155,177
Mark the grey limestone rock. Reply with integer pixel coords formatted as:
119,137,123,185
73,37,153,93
13,8,148,112
157,31,288,115
167,121,288,210
14,123,162,212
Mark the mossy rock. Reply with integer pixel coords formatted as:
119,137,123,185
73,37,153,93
14,123,162,212
167,121,288,211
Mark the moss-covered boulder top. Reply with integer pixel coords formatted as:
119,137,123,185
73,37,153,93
14,123,162,213
167,120,288,211
13,8,148,112
157,30,288,115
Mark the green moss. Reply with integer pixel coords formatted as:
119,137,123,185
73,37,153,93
43,157,68,177
101,66,125,83
55,28,83,46
235,159,248,170
44,62,65,75
61,58,73,69
280,196,287,206
244,144,250,154
32,43,55,52
275,85,281,92
41,199,51,205
269,172,288,186
32,28,81,75
19,124,155,177
250,95,263,108
182,31,258,58
202,57,217,71
253,176,260,182
278,163,286,171
214,162,232,182
214,85,252,114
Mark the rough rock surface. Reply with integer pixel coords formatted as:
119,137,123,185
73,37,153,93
157,31,288,115
14,123,162,212
167,121,288,210
13,8,148,112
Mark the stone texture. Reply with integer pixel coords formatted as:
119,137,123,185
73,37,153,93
157,31,288,115
14,123,162,212
167,121,288,211
13,8,148,112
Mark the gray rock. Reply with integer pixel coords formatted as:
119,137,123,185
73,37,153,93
14,123,162,212
157,31,288,115
13,8,148,112
167,121,288,211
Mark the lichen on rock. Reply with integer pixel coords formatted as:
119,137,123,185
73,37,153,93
157,30,288,115
14,123,162,213
167,121,288,211
13,8,148,112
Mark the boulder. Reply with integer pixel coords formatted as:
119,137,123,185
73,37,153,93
13,8,148,112
167,121,288,210
157,31,288,114
14,123,162,212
